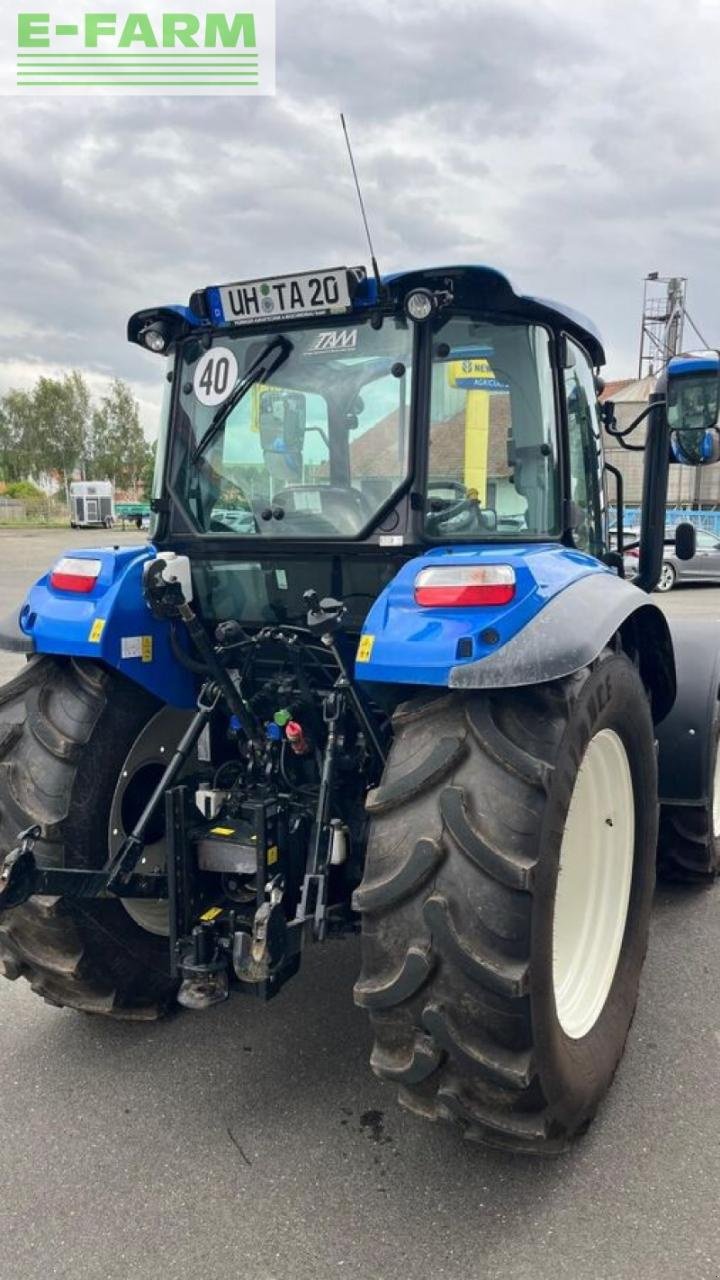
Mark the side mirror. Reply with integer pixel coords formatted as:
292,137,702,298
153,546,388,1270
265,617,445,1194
674,522,696,561
259,390,307,480
666,354,720,466
670,427,720,466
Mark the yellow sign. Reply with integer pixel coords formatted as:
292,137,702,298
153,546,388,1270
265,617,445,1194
141,636,153,663
356,634,375,663
200,906,223,922
88,618,105,643
210,826,235,837
267,844,279,866
447,358,494,387
250,382,272,433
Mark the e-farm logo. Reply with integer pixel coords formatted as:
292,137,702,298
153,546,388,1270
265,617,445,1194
6,1,275,95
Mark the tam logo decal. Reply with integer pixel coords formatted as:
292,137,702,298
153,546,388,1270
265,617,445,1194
306,329,359,355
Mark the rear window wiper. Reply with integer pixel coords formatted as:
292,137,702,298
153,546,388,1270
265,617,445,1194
190,335,293,465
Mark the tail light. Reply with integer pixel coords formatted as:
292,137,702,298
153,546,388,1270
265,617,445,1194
414,565,516,607
49,557,102,593
624,547,640,560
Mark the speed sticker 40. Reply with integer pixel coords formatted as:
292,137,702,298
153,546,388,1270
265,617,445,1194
219,268,353,325
193,346,239,406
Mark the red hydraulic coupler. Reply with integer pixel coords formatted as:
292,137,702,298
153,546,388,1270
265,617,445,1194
285,720,310,756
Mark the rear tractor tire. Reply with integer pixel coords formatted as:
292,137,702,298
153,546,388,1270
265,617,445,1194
354,650,658,1154
0,656,186,1018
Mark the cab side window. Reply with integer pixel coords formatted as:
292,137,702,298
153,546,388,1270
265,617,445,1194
563,339,605,554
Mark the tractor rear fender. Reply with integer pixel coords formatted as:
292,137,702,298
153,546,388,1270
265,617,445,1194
655,618,720,806
357,547,675,724
449,572,676,723
0,545,196,708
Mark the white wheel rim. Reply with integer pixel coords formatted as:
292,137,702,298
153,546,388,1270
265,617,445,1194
659,565,674,590
108,707,194,936
712,747,720,839
552,728,635,1040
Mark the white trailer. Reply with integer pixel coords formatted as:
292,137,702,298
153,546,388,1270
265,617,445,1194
69,481,115,529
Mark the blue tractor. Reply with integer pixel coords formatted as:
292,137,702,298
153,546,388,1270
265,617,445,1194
0,264,718,1154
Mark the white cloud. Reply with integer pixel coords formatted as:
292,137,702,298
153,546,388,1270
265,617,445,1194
0,0,718,427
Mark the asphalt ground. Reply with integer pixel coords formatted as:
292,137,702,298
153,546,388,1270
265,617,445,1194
0,529,719,1280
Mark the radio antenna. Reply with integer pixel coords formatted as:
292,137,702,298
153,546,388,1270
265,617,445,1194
340,113,384,298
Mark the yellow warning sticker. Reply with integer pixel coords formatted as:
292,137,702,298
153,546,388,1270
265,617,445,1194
200,906,223,922
141,635,153,663
356,634,375,663
267,844,278,866
88,618,105,643
210,826,235,837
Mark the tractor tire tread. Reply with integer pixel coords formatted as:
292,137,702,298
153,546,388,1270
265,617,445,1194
355,663,656,1154
351,837,444,913
0,656,174,1017
657,804,718,882
366,736,467,813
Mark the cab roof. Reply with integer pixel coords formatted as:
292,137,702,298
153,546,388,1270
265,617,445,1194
370,266,605,365
128,263,605,366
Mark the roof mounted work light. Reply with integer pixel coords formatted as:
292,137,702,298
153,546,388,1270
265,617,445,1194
143,326,167,353
404,289,436,323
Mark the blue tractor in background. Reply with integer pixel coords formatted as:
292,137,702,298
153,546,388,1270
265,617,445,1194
0,263,718,1155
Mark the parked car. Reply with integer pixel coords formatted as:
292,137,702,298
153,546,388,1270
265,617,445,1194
616,523,720,591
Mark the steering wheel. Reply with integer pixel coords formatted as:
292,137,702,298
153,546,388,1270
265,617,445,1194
426,483,484,534
270,485,377,536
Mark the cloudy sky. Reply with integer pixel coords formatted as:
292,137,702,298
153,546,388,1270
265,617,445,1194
1,0,719,433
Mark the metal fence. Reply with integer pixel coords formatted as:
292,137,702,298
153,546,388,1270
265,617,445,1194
0,497,25,521
0,496,68,525
611,508,720,537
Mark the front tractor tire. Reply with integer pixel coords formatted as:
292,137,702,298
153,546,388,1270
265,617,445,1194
0,657,179,1018
354,651,658,1154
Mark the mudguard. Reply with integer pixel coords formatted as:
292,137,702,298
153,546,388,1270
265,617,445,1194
656,618,720,805
356,544,675,722
5,545,196,708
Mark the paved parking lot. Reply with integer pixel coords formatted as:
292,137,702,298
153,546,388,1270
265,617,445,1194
0,530,719,1280
0,527,145,686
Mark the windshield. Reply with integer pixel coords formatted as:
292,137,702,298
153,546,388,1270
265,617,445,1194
168,317,412,537
425,318,559,538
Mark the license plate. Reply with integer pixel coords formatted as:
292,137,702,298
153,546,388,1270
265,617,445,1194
219,267,358,325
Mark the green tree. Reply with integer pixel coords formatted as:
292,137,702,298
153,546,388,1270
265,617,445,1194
91,379,151,497
139,443,157,498
32,371,92,495
66,371,93,478
0,389,34,482
5,480,44,500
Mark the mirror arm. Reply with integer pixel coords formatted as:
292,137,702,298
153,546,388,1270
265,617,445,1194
612,435,646,454
306,425,330,449
604,401,659,453
632,393,670,594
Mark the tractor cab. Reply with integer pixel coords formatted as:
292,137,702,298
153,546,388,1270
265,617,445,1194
129,264,609,636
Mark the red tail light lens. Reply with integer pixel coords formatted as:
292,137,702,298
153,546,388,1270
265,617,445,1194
50,557,102,593
414,565,516,607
